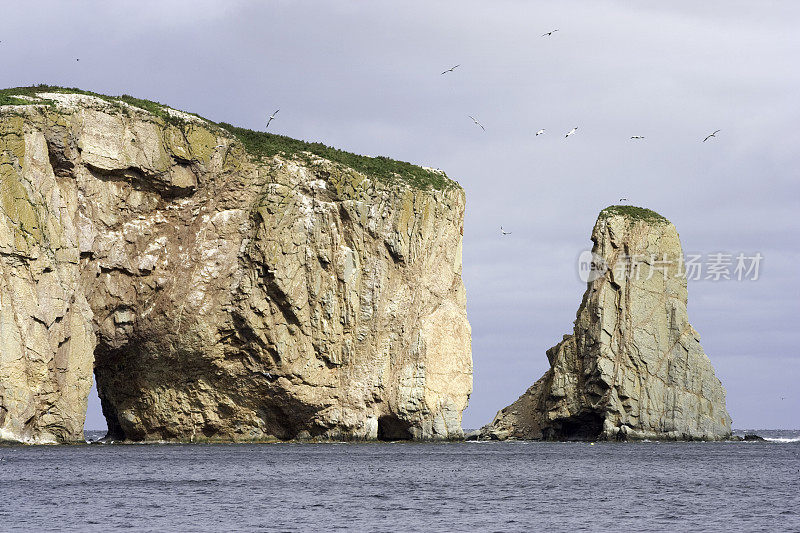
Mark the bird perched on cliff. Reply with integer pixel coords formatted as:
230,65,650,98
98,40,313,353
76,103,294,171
536,129,545,136
266,109,279,129
565,127,578,138
703,129,720,142
542,29,558,36
500,226,511,235
630,136,645,140
441,64,460,75
468,115,485,131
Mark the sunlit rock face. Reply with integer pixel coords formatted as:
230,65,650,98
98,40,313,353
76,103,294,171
0,91,471,443
480,207,731,441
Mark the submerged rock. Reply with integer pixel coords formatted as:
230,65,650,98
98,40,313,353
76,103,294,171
0,88,471,443
480,206,731,441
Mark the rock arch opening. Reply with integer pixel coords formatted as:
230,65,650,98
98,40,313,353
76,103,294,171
548,411,605,441
83,379,109,440
377,415,413,441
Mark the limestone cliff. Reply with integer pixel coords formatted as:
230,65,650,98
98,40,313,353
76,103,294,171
0,87,471,443
480,206,731,441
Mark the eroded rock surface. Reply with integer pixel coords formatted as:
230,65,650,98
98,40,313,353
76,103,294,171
0,91,471,443
480,207,731,441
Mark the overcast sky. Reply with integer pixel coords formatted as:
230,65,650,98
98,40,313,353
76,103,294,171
4,1,798,431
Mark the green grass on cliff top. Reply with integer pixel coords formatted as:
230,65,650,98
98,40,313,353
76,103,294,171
0,85,458,191
215,122,455,190
0,85,187,120
599,205,670,224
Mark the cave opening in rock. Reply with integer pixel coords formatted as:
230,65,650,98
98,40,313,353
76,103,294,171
377,415,413,441
92,360,127,441
551,411,605,441
83,379,109,440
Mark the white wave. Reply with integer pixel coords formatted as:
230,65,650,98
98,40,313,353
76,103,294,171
763,437,800,443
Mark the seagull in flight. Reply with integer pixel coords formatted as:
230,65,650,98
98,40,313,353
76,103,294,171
542,29,559,36
469,115,485,131
266,109,279,129
703,129,720,142
441,64,460,75
536,129,545,136
500,226,512,235
630,136,645,140
565,127,578,138
619,198,628,202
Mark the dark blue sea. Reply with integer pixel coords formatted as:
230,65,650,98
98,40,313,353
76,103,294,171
1,430,798,532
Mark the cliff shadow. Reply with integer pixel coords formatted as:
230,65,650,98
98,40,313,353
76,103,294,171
377,415,413,441
545,411,604,441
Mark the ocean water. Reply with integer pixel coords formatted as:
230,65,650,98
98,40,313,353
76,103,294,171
1,431,798,532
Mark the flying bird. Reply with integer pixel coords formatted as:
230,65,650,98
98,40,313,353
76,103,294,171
441,64,460,75
266,109,279,129
500,226,511,235
565,127,578,138
536,129,545,136
630,136,645,139
542,29,559,36
619,198,628,202
468,115,485,131
703,129,720,142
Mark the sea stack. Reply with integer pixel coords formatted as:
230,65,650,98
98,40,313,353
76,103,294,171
480,206,732,441
0,88,471,443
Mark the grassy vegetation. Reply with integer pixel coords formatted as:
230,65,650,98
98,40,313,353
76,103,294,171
0,94,41,106
0,85,98,108
0,85,192,127
600,205,669,224
0,85,458,191
217,123,456,190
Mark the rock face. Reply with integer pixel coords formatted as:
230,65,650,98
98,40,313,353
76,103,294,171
481,207,731,441
0,89,471,443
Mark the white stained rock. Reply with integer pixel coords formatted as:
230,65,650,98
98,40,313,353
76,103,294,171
0,95,471,443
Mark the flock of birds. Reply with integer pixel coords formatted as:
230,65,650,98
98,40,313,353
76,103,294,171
256,28,722,239
443,30,723,237
440,30,722,145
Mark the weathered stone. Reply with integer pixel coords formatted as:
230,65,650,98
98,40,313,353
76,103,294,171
480,206,731,441
0,90,471,443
